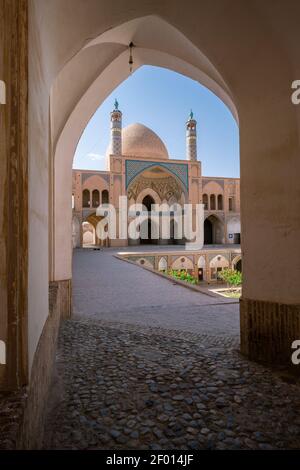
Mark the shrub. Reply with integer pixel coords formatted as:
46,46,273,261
168,269,198,285
218,268,242,287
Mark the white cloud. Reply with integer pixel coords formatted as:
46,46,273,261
86,153,105,161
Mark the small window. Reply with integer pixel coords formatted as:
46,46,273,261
203,194,208,210
229,197,233,211
102,189,109,204
82,189,90,208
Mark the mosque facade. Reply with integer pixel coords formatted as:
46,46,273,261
72,102,241,248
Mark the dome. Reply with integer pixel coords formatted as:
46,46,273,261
121,123,169,159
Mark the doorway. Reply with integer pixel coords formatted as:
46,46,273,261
141,195,156,244
204,218,213,244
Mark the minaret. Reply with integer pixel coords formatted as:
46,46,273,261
109,99,122,155
186,110,197,161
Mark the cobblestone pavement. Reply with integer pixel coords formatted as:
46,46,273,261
44,319,300,450
43,249,300,449
0,389,27,449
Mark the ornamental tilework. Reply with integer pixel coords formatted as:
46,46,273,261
127,256,155,267
207,252,230,262
125,160,189,191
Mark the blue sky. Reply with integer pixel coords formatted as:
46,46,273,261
73,66,239,177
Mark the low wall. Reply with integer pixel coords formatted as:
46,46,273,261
19,280,71,449
118,247,241,284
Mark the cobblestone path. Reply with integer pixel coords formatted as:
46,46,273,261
44,320,300,450
43,249,300,449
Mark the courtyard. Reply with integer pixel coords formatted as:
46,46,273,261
43,249,300,450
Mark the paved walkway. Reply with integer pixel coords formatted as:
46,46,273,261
43,248,300,450
72,248,240,337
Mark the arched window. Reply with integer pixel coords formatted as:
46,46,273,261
228,197,234,211
82,189,90,208
217,194,223,210
92,189,100,207
210,194,216,210
102,189,109,204
203,194,208,210
158,257,168,272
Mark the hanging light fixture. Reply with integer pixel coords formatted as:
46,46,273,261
128,42,134,74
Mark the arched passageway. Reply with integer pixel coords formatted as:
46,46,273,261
82,222,95,246
204,216,224,244
210,255,229,280
47,11,300,373
52,15,236,285
204,218,213,244
2,2,300,414
140,195,156,244
236,259,242,272
128,165,186,246
142,195,154,212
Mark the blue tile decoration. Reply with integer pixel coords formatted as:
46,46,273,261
125,160,188,191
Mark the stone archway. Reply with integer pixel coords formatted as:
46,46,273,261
158,257,168,272
197,255,206,281
2,0,300,454
82,222,95,246
130,166,187,245
204,215,224,244
142,195,154,211
46,11,300,369
132,167,187,207
140,195,156,245
210,255,230,281
84,212,107,247
9,3,298,405
204,218,213,244
135,187,161,206
233,255,242,272
51,15,235,284
171,256,194,271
